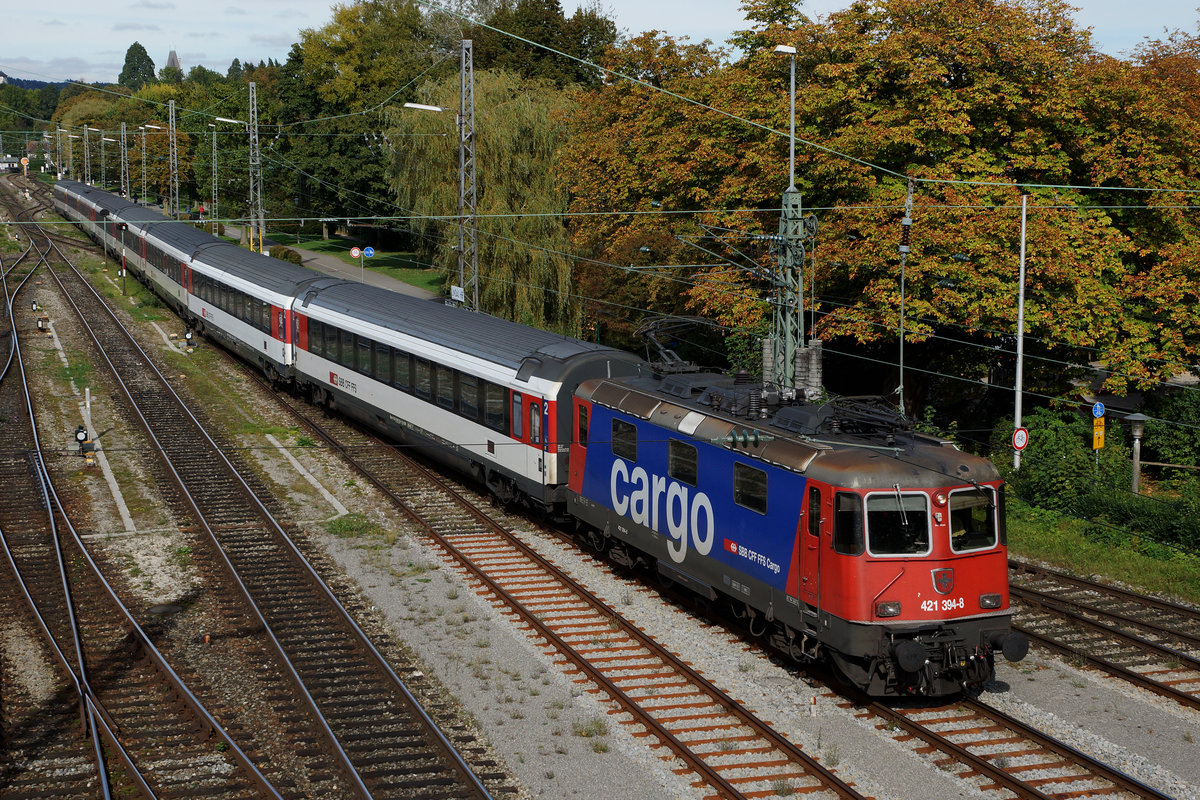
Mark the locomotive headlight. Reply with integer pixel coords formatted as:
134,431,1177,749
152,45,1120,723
876,601,902,618
933,492,947,506
979,593,1002,609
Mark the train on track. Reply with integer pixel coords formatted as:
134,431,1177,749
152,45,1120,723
55,179,1028,696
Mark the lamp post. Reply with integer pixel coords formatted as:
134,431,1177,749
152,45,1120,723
1127,413,1149,494
1014,194,1029,469
769,43,805,395
774,44,796,191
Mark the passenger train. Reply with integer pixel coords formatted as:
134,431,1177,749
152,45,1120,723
55,180,1028,696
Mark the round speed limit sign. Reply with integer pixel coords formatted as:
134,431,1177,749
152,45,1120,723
1012,427,1029,451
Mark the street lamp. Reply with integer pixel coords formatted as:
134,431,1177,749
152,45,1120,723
1127,413,1149,494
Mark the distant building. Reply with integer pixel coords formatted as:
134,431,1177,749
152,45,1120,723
0,71,8,85
166,49,181,72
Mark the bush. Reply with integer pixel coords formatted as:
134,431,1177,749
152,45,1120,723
271,246,305,265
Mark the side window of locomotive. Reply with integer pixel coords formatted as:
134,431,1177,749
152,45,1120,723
949,487,997,552
668,440,698,486
459,374,480,421
611,419,637,461
512,394,523,438
414,358,432,400
529,401,542,444
484,382,506,431
833,493,864,555
807,486,821,538
577,404,589,447
356,335,373,375
435,365,456,410
733,462,768,515
865,492,931,556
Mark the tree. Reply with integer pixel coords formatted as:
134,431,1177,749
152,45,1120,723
389,70,579,331
473,0,617,87
227,59,244,81
119,42,156,91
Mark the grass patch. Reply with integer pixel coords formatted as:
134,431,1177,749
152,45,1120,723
1007,497,1200,605
266,231,442,293
572,718,608,738
325,512,384,539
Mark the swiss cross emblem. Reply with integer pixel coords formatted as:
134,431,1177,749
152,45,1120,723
932,568,954,595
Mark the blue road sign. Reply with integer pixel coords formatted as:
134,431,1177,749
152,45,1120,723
1092,402,1105,418
363,246,375,258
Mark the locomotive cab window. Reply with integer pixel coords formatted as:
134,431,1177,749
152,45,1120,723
949,487,998,553
865,491,931,556
668,440,698,486
576,404,589,447
833,493,864,555
611,419,637,461
733,462,767,515
807,486,821,538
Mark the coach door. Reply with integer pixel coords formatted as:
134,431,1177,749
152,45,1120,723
511,392,546,483
801,485,822,618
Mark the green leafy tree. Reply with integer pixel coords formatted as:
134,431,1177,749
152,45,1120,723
389,70,578,331
118,42,156,91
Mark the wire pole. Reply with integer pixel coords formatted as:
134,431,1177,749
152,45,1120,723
248,82,265,252
168,100,179,217
83,125,91,185
120,123,130,198
458,39,478,311
1013,194,1028,470
897,178,914,414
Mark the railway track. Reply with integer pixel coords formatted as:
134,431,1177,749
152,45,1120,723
0,179,272,797
1009,559,1200,712
5,177,508,798
262,378,866,800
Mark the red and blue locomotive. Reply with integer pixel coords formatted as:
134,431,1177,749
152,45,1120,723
567,374,1028,695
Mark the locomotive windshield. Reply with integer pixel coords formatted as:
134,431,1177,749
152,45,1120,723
949,487,998,552
865,492,931,556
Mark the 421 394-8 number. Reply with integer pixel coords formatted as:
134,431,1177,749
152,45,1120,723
921,597,965,613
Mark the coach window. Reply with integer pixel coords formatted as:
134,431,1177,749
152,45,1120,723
435,365,455,410
339,330,355,369
393,351,411,390
512,393,523,438
833,493,864,556
325,324,339,364
529,401,542,445
261,302,272,333
611,419,637,461
668,440,698,486
807,486,821,538
373,342,391,384
865,492,930,556
733,462,767,515
414,358,431,400
356,335,373,375
484,383,506,431
949,487,997,553
460,374,480,421
308,320,324,357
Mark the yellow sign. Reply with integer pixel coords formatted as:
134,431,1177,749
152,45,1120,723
1092,416,1105,450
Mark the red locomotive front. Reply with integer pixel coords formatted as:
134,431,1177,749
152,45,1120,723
813,480,1028,695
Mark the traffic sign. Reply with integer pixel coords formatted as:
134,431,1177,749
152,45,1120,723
350,247,362,258
363,246,375,258
1092,416,1105,450
1012,427,1029,451
1092,402,1105,418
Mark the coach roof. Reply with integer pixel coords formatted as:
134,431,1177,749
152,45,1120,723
304,281,640,376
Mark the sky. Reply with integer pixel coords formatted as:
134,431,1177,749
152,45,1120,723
0,0,1197,86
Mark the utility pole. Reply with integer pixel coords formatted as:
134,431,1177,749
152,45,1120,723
55,128,62,179
100,132,108,190
248,82,265,252
897,178,914,414
209,124,218,235
120,123,130,198
458,39,478,311
83,124,92,185
139,127,147,204
168,100,179,217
